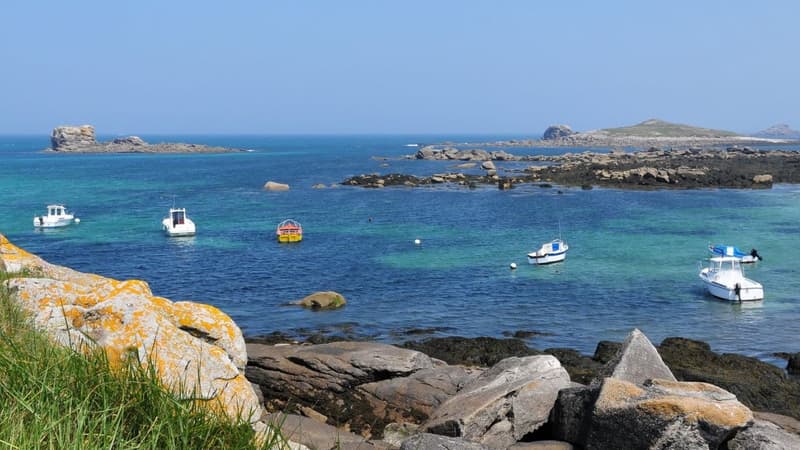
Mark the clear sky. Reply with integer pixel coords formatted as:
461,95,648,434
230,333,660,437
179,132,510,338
1,1,798,135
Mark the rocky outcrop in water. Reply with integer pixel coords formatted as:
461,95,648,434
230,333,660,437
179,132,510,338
47,125,238,153
377,146,800,190
542,125,576,141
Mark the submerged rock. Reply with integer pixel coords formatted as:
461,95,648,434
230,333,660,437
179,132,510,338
295,291,346,309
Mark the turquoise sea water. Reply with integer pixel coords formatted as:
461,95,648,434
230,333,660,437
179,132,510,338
1,135,799,364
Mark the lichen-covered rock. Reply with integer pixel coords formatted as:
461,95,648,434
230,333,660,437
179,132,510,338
400,433,489,450
726,418,800,450
296,291,346,309
0,233,262,428
585,378,753,449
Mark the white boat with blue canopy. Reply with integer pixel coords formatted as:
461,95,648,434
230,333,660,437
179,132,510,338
699,256,763,302
708,244,761,264
527,239,569,265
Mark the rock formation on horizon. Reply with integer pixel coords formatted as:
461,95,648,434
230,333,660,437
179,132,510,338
752,123,800,139
48,125,238,153
542,124,576,140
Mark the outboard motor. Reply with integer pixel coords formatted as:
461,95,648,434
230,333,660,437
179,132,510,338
750,248,762,261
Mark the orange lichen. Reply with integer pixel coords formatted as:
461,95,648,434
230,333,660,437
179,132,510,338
637,395,752,427
596,378,646,409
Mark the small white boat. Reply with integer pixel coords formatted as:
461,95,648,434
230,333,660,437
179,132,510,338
699,256,763,301
162,207,196,237
708,244,761,264
527,239,569,265
33,204,79,228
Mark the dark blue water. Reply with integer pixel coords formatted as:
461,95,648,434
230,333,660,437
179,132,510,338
2,135,799,363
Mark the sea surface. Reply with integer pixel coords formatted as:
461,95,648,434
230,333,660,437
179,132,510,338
1,134,799,365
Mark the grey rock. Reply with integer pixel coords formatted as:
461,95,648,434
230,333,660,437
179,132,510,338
400,433,488,450
424,355,571,449
727,419,800,450
266,413,384,450
549,386,596,447
359,366,472,419
481,161,496,170
596,328,675,385
382,422,419,448
542,125,576,141
507,441,574,450
111,136,146,146
247,342,435,436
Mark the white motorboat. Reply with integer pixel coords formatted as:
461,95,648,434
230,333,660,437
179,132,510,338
699,256,763,301
162,207,196,237
33,204,79,228
527,239,569,265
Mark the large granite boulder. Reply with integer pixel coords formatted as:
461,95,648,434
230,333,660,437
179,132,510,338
585,378,752,449
0,233,263,430
595,328,676,385
551,330,755,449
50,125,97,150
423,355,571,449
542,125,576,141
247,341,437,437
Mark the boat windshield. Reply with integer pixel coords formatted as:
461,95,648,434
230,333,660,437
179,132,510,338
711,258,742,273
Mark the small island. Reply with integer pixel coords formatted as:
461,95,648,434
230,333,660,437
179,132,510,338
46,125,240,153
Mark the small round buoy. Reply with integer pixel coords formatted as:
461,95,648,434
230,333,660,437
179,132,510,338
509,262,517,270
414,239,421,245
74,218,81,224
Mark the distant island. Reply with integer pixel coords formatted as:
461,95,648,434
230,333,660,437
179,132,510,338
439,119,798,149
45,125,240,153
752,123,800,139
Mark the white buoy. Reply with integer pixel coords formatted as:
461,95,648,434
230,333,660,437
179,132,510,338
74,218,81,224
509,262,517,270
414,239,421,245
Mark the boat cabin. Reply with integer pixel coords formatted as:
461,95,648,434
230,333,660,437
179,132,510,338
170,209,186,226
47,205,67,217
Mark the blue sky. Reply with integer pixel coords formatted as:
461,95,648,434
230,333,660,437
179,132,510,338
1,1,798,135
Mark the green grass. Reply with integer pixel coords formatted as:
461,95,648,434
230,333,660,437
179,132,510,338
0,271,289,450
600,119,741,137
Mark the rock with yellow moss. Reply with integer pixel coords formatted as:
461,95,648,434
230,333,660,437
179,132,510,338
0,233,261,428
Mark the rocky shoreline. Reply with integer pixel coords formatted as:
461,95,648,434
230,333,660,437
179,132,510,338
46,125,240,153
245,330,800,449
344,146,800,190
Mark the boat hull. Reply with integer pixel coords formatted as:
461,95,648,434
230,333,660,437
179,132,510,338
277,234,302,243
527,251,566,265
162,218,196,237
699,270,763,301
33,217,75,228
